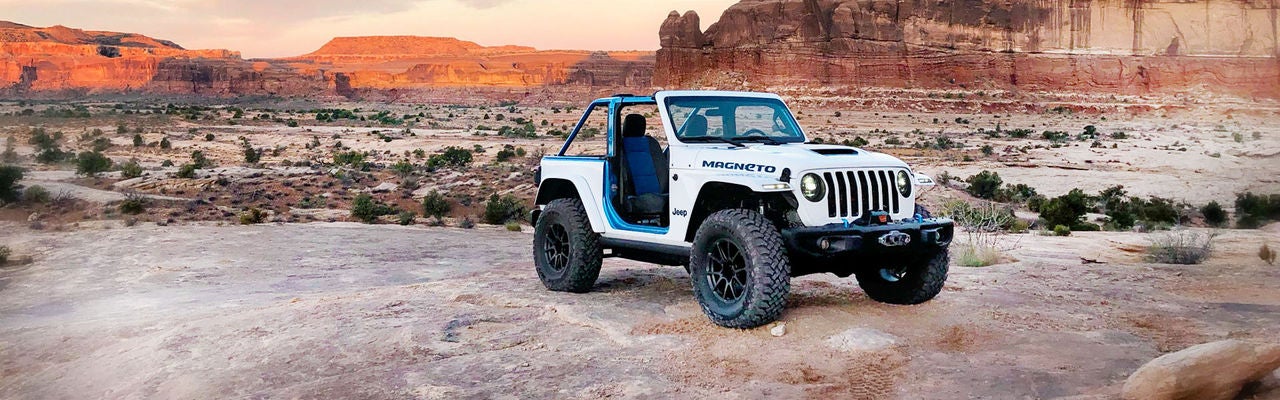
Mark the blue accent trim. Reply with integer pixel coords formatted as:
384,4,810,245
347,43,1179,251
557,99,612,156
601,159,668,235
544,156,604,163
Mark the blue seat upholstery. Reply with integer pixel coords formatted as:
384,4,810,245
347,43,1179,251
620,114,667,214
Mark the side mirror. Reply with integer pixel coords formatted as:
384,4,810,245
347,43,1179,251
914,173,936,187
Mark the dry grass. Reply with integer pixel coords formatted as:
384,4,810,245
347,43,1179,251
1146,230,1216,265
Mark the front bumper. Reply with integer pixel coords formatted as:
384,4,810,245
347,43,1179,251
781,218,954,260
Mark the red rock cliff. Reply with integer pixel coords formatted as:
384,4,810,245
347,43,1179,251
656,1,1280,98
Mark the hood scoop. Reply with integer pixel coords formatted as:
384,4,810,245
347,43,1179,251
810,148,859,156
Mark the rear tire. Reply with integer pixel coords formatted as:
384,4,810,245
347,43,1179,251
533,198,601,293
855,249,949,304
689,209,790,328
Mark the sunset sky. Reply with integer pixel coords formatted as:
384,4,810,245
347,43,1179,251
1,0,737,58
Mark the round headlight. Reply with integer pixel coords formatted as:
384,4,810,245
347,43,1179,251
896,170,912,198
801,173,825,202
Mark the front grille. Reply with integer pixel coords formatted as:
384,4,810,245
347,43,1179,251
822,169,901,218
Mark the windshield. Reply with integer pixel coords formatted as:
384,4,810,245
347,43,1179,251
665,96,805,143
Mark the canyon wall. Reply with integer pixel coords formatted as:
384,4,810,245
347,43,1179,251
0,23,653,98
656,0,1280,98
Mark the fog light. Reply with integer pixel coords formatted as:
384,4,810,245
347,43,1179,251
819,239,831,250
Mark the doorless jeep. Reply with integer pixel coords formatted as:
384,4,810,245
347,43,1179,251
531,91,954,328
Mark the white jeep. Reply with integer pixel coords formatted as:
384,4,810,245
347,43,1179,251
531,91,954,328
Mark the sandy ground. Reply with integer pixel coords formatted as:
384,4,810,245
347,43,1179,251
2,222,1278,399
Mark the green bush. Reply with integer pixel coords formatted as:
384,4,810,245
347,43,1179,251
29,128,69,164
421,191,452,219
240,208,266,225
397,211,416,226
76,151,113,177
333,151,368,169
120,160,143,179
23,185,50,204
941,200,1018,231
159,137,171,149
482,194,526,225
504,221,522,232
0,245,9,265
391,160,415,177
428,146,473,168
1053,225,1071,236
964,171,1003,200
351,194,396,224
1235,192,1280,228
243,145,261,164
1200,201,1227,227
0,165,24,204
204,133,215,141
1040,189,1090,228
995,183,1037,203
176,163,198,179
118,192,147,215
132,133,144,147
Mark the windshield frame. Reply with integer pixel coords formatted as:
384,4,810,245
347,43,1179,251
659,93,807,145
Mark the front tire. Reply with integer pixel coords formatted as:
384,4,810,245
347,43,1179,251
689,209,790,328
533,198,602,293
855,249,949,304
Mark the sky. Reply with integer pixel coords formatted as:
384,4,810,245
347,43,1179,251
0,0,737,58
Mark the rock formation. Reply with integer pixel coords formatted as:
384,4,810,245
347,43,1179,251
656,1,1280,98
0,22,653,98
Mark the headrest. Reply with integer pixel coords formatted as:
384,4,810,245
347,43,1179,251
685,115,708,137
622,114,647,138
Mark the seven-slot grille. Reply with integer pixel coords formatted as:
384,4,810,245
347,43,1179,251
821,169,901,218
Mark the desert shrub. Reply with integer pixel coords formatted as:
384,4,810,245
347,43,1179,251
391,160,415,177
1039,189,1090,228
76,151,113,177
459,216,476,229
118,192,147,215
1201,201,1227,227
351,194,396,224
1146,230,1215,265
504,221,522,232
0,245,9,265
956,241,1002,267
0,165,24,203
239,208,266,225
1235,192,1280,228
205,133,215,141
941,200,1018,231
964,171,1003,200
159,137,171,149
243,145,261,164
1026,194,1047,213
120,159,143,179
421,191,452,219
91,137,112,152
191,150,214,168
333,151,368,170
1053,225,1071,236
495,147,517,162
482,194,526,225
1260,243,1276,266
1110,131,1128,139
29,128,69,163
397,211,416,226
176,163,198,179
1042,130,1069,144
1006,128,1033,138
428,146,473,168
132,133,144,147
23,185,50,204
995,183,1038,203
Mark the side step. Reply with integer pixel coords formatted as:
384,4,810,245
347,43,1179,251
600,237,690,266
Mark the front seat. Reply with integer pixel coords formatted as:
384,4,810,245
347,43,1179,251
684,114,709,138
620,114,668,215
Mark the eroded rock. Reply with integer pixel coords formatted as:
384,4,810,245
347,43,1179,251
1121,340,1280,400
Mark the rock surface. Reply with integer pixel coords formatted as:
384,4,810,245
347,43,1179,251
825,328,900,352
656,1,1280,98
0,22,653,97
1120,340,1280,400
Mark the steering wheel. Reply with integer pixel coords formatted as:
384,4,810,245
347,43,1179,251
742,129,768,137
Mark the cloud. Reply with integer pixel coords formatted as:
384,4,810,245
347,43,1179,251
453,0,514,9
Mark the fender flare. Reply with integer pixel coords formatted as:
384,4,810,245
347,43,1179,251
534,177,606,232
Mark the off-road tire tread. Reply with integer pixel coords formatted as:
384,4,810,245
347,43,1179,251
856,250,949,305
534,198,602,293
691,209,790,328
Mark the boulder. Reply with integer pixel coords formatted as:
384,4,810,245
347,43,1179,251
1121,340,1280,400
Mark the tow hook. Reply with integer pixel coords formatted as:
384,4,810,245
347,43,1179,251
878,231,912,247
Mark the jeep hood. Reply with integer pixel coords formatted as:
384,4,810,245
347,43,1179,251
688,143,909,171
